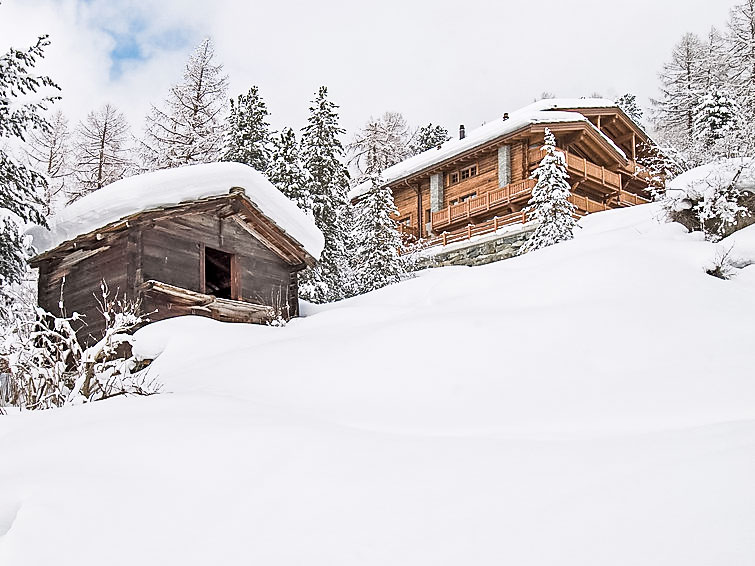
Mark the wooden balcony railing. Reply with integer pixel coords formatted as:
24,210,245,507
396,223,419,239
431,178,536,230
418,191,642,252
617,190,650,206
528,148,622,192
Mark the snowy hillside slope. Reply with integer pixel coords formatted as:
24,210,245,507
2,203,755,565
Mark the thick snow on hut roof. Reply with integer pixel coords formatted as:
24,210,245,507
28,162,324,260
348,98,627,200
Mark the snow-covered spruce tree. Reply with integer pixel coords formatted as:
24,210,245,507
347,112,412,176
520,129,576,254
615,93,644,125
349,126,410,296
140,38,228,170
351,171,406,294
694,88,740,150
0,27,59,291
24,109,71,214
267,127,311,210
299,86,352,303
69,104,131,202
222,85,272,172
409,123,451,154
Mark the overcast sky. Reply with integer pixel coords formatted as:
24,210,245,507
0,0,733,141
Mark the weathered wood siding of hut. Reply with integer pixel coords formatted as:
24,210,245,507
37,234,130,345
140,211,299,321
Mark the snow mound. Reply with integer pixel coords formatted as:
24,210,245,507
666,157,755,205
4,204,755,565
349,99,628,200
721,223,755,266
27,162,324,259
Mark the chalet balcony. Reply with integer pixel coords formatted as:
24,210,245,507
420,190,650,251
528,148,622,193
431,179,536,231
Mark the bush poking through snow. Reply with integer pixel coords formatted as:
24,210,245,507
0,281,159,412
1,309,83,411
665,159,755,241
706,246,737,280
262,286,290,327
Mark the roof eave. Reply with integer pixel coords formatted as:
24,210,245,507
29,192,316,269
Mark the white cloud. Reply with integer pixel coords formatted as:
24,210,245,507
1,0,733,143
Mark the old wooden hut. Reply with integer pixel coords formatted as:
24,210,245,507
350,98,658,249
28,162,323,345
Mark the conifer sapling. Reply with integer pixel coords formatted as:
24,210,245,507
520,128,576,253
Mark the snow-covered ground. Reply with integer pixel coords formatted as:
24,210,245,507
3,202,755,565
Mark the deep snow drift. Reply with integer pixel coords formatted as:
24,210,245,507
2,202,755,565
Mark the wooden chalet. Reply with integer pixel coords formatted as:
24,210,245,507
351,98,656,248
28,163,322,345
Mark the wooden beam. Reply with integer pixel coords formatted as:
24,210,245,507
631,133,636,162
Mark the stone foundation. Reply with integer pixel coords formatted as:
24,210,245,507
419,225,535,268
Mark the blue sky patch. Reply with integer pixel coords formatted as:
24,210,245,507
105,16,192,80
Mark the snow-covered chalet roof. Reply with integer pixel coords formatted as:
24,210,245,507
349,98,628,200
28,162,325,260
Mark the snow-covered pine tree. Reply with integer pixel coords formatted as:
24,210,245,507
0,28,59,290
615,93,644,125
222,85,272,172
520,129,576,253
24,109,70,215
69,104,131,202
267,127,311,210
140,38,228,170
347,112,412,176
299,86,352,303
694,87,740,149
409,123,451,154
351,171,406,294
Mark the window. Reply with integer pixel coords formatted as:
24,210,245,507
425,209,431,223
204,246,234,300
446,163,478,187
397,217,411,226
460,164,477,180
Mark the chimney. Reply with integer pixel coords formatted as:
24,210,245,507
503,112,510,121
459,124,466,140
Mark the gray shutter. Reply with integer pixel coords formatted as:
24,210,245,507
498,145,511,188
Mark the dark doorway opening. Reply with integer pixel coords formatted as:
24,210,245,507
204,246,233,299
